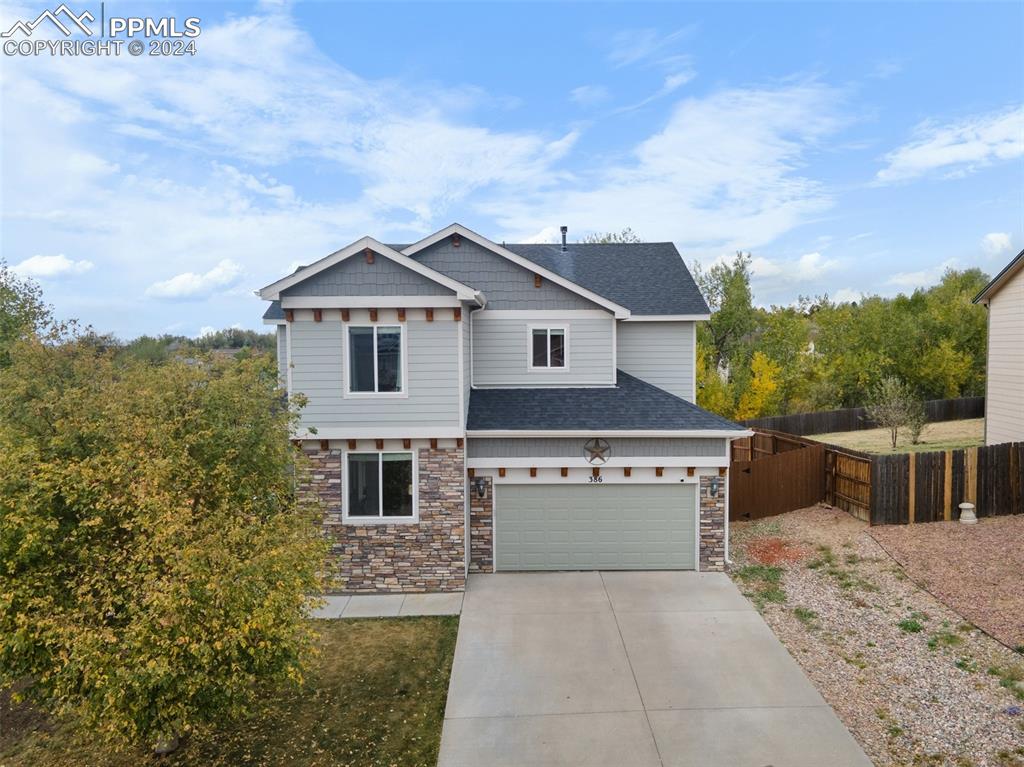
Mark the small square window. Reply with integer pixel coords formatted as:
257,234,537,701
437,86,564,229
529,327,567,369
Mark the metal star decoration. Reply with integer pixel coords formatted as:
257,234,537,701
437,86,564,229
583,438,611,465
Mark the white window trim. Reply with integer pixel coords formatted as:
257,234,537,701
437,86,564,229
343,322,409,399
527,324,570,372
342,449,419,524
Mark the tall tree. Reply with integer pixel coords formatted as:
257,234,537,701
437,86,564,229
694,252,756,371
0,260,52,368
579,228,643,244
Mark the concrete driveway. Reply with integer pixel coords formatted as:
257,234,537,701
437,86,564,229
437,571,871,767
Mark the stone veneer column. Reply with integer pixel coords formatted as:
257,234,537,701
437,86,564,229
301,444,466,594
468,476,493,573
699,474,726,572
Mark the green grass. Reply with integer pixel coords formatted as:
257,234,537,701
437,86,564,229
0,616,459,767
809,418,984,455
732,564,786,610
793,606,818,627
927,631,964,651
987,664,1024,702
898,618,925,633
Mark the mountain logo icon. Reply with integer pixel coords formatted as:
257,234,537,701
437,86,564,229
2,4,95,38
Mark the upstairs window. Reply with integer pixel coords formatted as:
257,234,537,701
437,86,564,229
347,325,403,394
530,326,567,369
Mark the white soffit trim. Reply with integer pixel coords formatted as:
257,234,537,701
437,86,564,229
258,236,480,302
293,427,466,440
262,319,287,325
622,314,711,321
476,309,612,319
401,223,632,319
466,429,754,438
467,457,729,469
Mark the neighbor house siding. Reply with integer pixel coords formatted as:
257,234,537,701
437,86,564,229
282,252,455,297
616,321,695,401
467,437,727,459
289,316,460,431
471,314,614,386
412,239,601,310
276,325,288,385
986,266,1024,445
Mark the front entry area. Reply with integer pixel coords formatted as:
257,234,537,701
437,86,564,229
493,483,696,571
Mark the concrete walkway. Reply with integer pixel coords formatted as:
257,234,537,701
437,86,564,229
310,592,463,619
438,571,871,767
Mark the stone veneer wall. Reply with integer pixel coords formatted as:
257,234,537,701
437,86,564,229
699,474,726,571
301,445,466,593
468,476,493,573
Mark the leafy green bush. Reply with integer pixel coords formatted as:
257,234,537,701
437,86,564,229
0,332,326,751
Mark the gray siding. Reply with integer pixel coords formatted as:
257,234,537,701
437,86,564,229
616,321,695,401
413,239,601,310
472,314,614,386
468,437,727,459
289,319,460,430
282,253,454,297
276,325,287,385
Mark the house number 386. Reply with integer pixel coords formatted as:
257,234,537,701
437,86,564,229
587,475,603,483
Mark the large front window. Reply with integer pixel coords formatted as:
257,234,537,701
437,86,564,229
530,326,566,369
348,325,403,394
346,452,414,520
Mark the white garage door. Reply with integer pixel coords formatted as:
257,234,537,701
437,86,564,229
494,483,697,571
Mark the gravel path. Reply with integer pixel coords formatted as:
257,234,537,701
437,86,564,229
869,516,1024,649
730,505,1024,767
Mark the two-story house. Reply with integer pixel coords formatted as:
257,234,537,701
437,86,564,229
259,224,750,593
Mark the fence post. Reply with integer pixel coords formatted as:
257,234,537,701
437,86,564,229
908,454,916,524
943,450,953,521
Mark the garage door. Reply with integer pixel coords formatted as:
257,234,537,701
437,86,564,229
494,483,696,571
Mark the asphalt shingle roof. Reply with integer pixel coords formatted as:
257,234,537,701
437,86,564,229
503,242,709,316
467,371,745,432
263,301,284,320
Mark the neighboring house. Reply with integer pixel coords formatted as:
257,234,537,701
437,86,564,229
259,224,751,593
974,248,1024,446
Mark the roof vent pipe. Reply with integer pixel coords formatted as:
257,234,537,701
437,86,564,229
560,225,568,252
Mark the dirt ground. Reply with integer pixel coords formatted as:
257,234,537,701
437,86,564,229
811,418,984,454
870,516,1024,649
730,505,1024,767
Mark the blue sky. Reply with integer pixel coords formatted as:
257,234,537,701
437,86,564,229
2,1,1022,338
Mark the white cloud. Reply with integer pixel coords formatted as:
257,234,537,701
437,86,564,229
750,251,840,282
832,288,865,304
887,258,957,289
146,260,244,300
607,26,696,69
877,105,1024,183
485,82,844,253
982,232,1012,256
12,254,94,278
570,85,610,106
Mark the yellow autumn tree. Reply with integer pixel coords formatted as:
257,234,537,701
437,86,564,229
696,341,734,417
0,329,326,752
733,352,782,420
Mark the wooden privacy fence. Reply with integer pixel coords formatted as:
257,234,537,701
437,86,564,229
872,442,1024,525
740,396,984,437
730,429,1023,525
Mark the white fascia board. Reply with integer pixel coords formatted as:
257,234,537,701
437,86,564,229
622,314,711,322
293,427,466,440
476,309,612,319
401,224,632,319
262,319,287,326
467,456,729,469
281,296,464,309
258,236,479,302
466,429,754,438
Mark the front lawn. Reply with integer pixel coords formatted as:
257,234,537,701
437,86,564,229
730,506,1024,767
811,417,984,454
1,616,458,767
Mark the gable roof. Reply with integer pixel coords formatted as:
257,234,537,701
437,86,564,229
257,236,481,302
401,224,631,318
467,371,747,436
505,242,710,317
974,248,1024,305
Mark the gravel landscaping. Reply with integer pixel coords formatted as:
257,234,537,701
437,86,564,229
730,505,1024,767
869,516,1024,650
